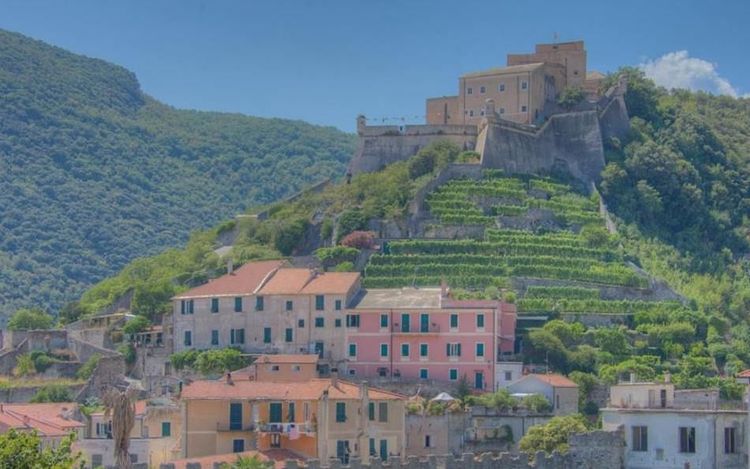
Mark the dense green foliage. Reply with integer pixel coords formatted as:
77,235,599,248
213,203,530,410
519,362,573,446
30,384,74,403
0,429,79,469
0,29,355,316
7,308,54,330
519,414,590,456
170,348,249,376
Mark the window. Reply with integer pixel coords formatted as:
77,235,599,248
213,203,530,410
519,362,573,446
346,314,360,328
211,330,219,346
467,87,473,95
420,343,428,357
233,439,245,453
380,314,388,328
498,83,505,92
348,343,357,358
183,331,192,346
298,319,305,328
315,317,325,328
499,107,505,114
476,314,485,328
480,86,486,94
380,344,389,357
180,299,194,315
425,435,431,448
446,343,461,357
286,300,293,311
335,318,342,328
449,369,458,381
420,313,429,332
632,426,647,452
263,327,271,344
679,427,695,453
348,369,356,376
255,296,264,311
285,328,293,342
130,454,138,463
401,313,410,332
336,440,350,464
369,438,376,456
480,110,485,116
230,328,245,345
315,295,325,310
378,402,388,422
161,422,171,437
211,298,219,313
504,371,512,381
521,81,528,90
419,368,428,380
521,105,527,112
335,299,342,311
368,402,375,421
725,427,736,454
476,343,485,357
401,343,410,357
269,402,282,422
450,314,458,329
234,297,243,312
271,365,280,371
229,403,242,430
469,110,474,117
335,402,346,422
92,455,103,467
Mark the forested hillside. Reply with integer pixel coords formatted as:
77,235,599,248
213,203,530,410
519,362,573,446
0,29,355,316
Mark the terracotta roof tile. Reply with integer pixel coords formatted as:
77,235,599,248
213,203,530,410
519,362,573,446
174,260,284,299
520,373,578,388
258,269,314,295
258,269,360,295
301,272,359,295
0,403,84,437
182,378,405,401
737,369,750,378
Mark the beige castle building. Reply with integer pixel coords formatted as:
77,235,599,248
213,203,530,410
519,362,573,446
426,40,603,126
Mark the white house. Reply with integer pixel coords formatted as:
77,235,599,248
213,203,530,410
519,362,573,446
506,373,578,415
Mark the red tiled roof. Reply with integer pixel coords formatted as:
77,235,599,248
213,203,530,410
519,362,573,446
168,449,301,469
174,260,284,299
0,403,84,437
521,373,578,388
737,369,750,378
182,378,405,401
257,269,360,295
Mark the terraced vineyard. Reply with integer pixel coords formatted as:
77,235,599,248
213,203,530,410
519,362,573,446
363,171,686,320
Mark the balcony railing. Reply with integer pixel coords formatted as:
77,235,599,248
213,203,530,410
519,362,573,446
258,422,316,434
216,422,256,432
392,324,441,334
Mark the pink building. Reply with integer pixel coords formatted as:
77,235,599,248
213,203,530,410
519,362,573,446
344,288,516,391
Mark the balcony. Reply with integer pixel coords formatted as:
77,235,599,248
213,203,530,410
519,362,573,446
258,422,316,434
392,324,441,334
216,422,256,432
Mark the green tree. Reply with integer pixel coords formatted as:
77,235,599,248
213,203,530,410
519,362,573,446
7,308,54,331
0,429,80,469
122,316,151,335
519,414,589,456
557,87,585,110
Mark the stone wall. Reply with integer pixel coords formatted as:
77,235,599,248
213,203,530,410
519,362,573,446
0,383,87,403
75,354,128,401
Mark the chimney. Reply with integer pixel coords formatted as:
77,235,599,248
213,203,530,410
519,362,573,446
227,259,234,275
226,372,233,385
331,368,338,388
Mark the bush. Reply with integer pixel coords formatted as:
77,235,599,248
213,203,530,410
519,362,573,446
14,354,35,377
118,343,136,365
334,261,355,272
30,384,73,403
32,352,58,373
314,246,358,265
340,231,375,249
194,348,248,376
521,394,552,413
519,414,589,456
122,315,151,335
7,308,54,331
337,210,367,241
557,87,585,110
77,354,101,380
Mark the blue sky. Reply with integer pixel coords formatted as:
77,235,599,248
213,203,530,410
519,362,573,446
1,0,748,131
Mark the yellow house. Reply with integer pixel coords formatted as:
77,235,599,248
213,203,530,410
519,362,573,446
181,373,406,463
232,354,320,382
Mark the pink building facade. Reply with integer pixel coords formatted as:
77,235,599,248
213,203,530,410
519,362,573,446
344,288,516,391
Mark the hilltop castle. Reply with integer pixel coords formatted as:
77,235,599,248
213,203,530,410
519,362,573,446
349,40,629,185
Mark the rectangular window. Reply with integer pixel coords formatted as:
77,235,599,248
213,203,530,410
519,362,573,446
467,87,473,95
298,319,305,328
498,83,505,92
504,371,512,381
233,439,244,453
480,86,485,94
420,313,429,332
315,317,325,328
346,314,360,328
255,296,264,311
180,300,186,315
425,435,431,448
378,402,388,422
285,328,293,342
521,105,527,112
211,330,219,346
401,313,410,332
231,328,245,345
419,369,428,380
263,327,271,344
315,295,325,310
269,402,282,422
476,314,485,328
161,422,171,437
369,438,376,456
211,298,219,313
189,300,194,314
500,108,505,114
335,318,342,328
725,427,736,454
632,426,647,452
335,299,342,311
420,343,428,357
335,402,346,422
286,300,293,311
380,314,388,328
469,110,474,117
679,427,696,453
368,402,375,421
401,343,410,357
348,343,357,358
476,343,485,357
229,403,242,430
521,81,528,90
183,331,192,346
288,402,295,422
380,344,388,357
449,369,458,381
450,314,458,329
446,343,461,357
234,297,243,312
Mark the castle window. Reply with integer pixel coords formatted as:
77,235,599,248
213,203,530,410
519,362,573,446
498,83,505,92
480,86,485,94
521,81,528,90
467,87,473,95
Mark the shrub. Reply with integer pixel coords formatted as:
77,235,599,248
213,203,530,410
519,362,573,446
122,315,151,335
7,308,54,331
118,343,136,365
334,261,355,272
32,352,58,373
314,246,358,265
340,231,375,249
557,87,585,110
14,354,35,377
76,353,101,380
521,394,552,413
337,210,367,240
30,384,73,403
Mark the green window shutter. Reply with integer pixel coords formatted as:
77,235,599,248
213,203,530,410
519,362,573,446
263,327,271,343
477,314,484,328
380,344,388,357
336,402,346,422
378,402,388,422
368,402,375,421
380,314,388,328
316,295,325,310
450,314,458,328
234,297,242,312
420,344,428,357
211,298,219,313
161,422,171,437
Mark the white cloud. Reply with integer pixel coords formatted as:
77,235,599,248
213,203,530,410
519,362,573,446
640,50,747,98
